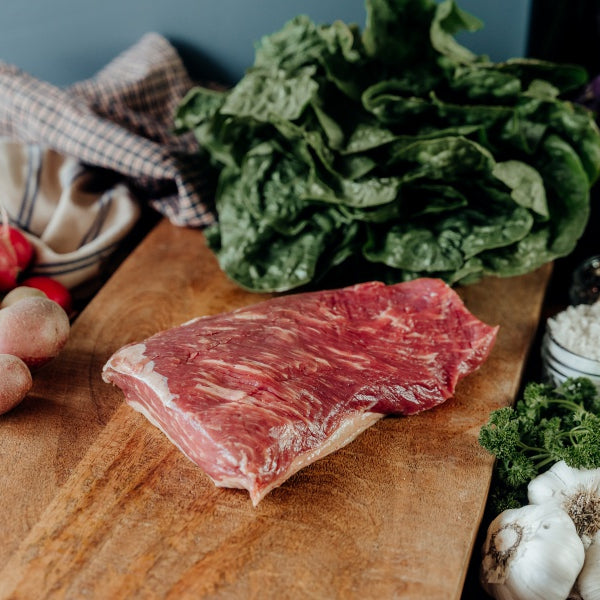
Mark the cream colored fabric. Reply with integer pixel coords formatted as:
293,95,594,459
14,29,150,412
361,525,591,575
0,140,140,288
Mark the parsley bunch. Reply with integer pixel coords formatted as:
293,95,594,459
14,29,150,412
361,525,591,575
479,377,600,512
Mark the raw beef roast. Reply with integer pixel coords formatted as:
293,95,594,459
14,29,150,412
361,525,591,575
102,278,497,505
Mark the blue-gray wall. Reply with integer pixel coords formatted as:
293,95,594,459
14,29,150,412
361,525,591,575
0,1,531,86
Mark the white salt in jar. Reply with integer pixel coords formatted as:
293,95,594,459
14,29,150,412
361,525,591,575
542,301,600,390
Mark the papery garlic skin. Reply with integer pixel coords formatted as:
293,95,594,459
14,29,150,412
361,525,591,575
481,503,585,600
578,532,600,600
528,461,600,549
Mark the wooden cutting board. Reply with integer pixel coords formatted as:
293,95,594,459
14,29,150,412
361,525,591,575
0,218,552,599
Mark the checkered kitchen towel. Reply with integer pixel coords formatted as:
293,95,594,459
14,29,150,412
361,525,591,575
0,32,213,289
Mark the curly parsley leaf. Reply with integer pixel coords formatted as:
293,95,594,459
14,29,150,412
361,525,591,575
479,377,600,512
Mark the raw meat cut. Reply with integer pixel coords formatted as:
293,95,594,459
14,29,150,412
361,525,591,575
102,278,498,505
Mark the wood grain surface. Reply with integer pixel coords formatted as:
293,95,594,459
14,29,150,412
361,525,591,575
0,218,552,599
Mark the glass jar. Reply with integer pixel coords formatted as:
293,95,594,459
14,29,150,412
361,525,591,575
569,255,600,306
541,330,600,391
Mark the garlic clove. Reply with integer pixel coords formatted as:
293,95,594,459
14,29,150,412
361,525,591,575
528,461,600,549
481,503,585,600
528,461,600,506
577,532,600,600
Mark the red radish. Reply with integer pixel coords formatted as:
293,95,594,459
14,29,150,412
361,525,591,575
0,241,18,291
9,227,34,270
0,203,34,292
19,276,73,315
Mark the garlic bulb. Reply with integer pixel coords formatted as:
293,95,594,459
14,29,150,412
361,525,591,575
579,532,600,600
528,461,600,549
480,502,585,600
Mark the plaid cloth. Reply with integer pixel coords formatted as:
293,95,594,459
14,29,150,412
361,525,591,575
0,32,214,289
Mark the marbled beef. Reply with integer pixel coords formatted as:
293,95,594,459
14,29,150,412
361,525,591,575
102,278,497,505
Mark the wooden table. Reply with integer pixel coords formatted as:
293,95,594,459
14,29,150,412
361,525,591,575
0,218,551,599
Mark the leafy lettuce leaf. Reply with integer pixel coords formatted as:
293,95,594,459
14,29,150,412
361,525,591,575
175,0,600,292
